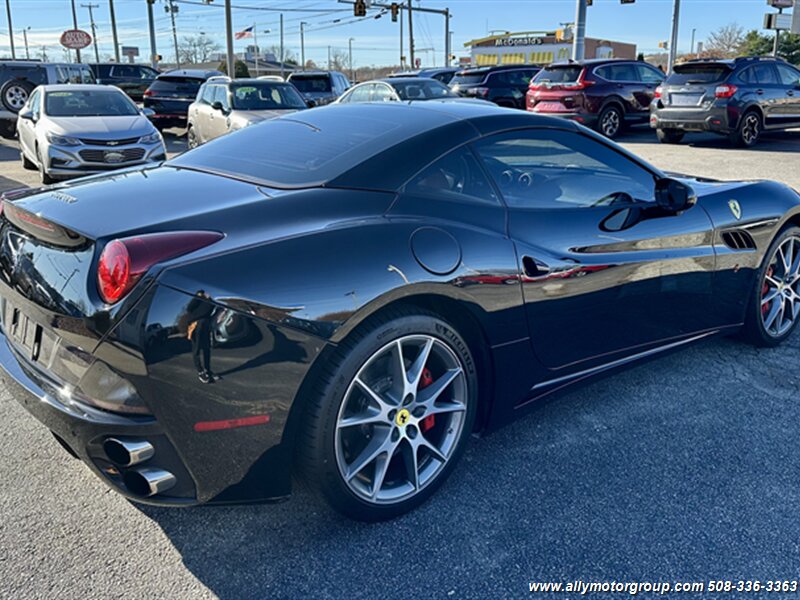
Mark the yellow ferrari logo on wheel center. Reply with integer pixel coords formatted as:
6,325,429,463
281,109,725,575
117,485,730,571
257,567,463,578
396,409,411,426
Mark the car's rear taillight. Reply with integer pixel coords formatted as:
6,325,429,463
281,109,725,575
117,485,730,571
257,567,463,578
654,85,663,99
471,87,489,97
143,89,154,98
714,84,737,99
97,231,224,304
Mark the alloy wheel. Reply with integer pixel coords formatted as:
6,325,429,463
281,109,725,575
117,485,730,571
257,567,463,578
601,108,620,137
335,334,468,505
761,235,800,338
742,113,760,145
4,84,28,111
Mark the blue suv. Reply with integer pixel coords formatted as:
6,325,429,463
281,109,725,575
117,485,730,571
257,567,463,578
650,56,800,147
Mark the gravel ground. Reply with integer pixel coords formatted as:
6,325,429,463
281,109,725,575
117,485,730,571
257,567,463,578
0,125,799,600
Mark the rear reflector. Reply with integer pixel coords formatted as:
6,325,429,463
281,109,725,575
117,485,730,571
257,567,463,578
97,230,224,304
193,415,271,432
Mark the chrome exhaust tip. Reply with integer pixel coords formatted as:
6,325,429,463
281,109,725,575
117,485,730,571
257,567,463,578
122,468,177,497
104,438,155,467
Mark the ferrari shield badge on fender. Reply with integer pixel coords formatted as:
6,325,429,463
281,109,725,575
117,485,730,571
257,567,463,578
728,199,742,220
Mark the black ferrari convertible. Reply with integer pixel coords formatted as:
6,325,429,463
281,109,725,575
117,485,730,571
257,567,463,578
0,101,798,521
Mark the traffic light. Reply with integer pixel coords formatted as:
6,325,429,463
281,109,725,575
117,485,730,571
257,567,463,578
587,0,592,6
354,0,367,17
390,3,399,22
658,41,668,49
620,0,635,3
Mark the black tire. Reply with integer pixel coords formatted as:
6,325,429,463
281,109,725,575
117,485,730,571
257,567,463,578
20,149,35,170
730,110,762,148
298,307,478,521
36,146,54,185
186,125,198,149
656,128,685,144
597,104,623,138
741,226,800,347
0,79,34,113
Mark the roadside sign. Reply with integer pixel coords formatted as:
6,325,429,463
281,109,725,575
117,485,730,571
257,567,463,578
767,0,793,8
764,12,793,29
121,46,139,57
793,4,800,33
60,29,92,50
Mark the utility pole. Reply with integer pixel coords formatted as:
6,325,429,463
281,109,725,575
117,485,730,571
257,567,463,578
23,27,30,59
280,13,284,79
407,0,414,68
224,0,234,77
109,0,120,62
327,45,331,70
254,24,259,76
667,0,681,73
4,0,14,59
71,0,81,62
166,0,180,69
348,37,354,81
571,0,587,61
82,3,100,63
444,8,449,67
146,0,158,69
300,21,307,70
690,27,696,55
400,9,403,68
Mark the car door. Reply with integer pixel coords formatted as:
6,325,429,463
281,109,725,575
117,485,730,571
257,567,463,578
635,63,665,117
17,88,39,157
472,128,718,370
371,83,397,102
607,62,646,116
775,63,800,127
751,63,784,128
207,85,231,141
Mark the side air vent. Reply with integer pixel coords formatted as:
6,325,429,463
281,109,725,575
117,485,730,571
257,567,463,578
721,229,756,251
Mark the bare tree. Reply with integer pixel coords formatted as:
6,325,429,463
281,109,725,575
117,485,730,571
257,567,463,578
263,44,297,65
178,34,221,65
704,23,745,58
329,49,349,71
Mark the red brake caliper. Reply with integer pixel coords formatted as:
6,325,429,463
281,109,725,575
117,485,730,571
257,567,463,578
419,368,435,433
762,266,773,317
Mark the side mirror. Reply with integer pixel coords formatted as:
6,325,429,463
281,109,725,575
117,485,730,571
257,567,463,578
655,177,696,214
211,101,225,112
141,107,155,117
18,109,34,121
306,99,317,108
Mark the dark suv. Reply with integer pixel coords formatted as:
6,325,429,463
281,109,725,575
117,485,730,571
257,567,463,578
449,64,540,109
143,69,222,130
286,71,351,106
89,63,159,101
650,56,800,147
526,59,665,138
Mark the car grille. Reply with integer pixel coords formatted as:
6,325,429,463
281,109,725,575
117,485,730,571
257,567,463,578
78,148,146,163
78,137,140,146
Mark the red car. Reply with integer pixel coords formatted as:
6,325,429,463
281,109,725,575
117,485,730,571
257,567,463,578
526,59,665,138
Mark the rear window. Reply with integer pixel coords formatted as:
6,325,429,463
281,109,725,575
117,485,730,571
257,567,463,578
450,71,488,86
149,76,204,93
167,105,447,188
667,64,731,85
533,66,583,84
289,75,332,93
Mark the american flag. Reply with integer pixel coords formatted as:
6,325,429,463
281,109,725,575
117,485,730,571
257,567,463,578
235,26,254,40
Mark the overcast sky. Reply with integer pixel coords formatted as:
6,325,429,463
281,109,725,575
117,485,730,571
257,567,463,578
0,0,779,66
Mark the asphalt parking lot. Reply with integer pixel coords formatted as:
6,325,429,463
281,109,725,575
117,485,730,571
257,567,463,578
1,125,800,599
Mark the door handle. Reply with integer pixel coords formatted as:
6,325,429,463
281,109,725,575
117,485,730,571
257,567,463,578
522,256,551,278
756,88,764,95
788,90,795,97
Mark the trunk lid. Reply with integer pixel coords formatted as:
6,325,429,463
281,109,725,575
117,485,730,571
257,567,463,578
662,62,732,108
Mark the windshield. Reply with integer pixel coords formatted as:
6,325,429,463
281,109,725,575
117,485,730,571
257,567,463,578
392,80,457,100
668,64,731,85
289,75,332,93
533,66,583,83
450,71,488,86
44,90,139,117
231,83,307,110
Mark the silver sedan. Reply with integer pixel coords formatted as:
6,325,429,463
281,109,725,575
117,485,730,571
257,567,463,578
16,84,166,184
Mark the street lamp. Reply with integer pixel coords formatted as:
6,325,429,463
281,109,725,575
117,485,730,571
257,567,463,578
300,21,308,71
23,26,31,60
348,37,354,82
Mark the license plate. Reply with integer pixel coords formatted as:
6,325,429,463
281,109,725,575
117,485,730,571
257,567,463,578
3,302,51,364
670,94,702,106
535,102,567,112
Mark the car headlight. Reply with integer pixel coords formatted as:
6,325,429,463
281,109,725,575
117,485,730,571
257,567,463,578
139,131,162,144
46,132,81,146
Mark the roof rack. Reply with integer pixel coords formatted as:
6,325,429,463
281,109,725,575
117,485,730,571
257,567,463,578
733,55,786,63
206,75,232,82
